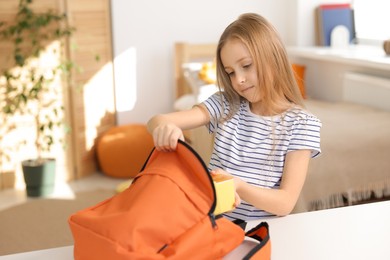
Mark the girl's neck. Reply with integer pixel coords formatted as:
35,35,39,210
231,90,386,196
249,100,293,116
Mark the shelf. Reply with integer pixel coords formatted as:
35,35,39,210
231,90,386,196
287,45,390,71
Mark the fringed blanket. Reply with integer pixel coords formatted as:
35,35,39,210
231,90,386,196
309,178,390,211
293,99,390,213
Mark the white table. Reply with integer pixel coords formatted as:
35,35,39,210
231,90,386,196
0,246,72,260
2,201,390,260
232,200,390,260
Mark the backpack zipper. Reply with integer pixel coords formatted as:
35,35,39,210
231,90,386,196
177,140,217,215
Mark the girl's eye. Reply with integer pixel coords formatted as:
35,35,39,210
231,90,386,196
226,71,234,77
243,63,251,69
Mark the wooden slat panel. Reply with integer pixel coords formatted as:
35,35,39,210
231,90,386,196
0,0,115,181
0,0,59,13
0,0,73,185
66,0,116,179
67,0,107,12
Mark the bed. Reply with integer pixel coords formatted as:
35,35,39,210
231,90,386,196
173,42,390,213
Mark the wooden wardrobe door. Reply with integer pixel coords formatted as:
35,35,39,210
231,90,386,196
66,0,116,179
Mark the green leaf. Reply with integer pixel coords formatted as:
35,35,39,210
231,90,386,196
15,36,23,44
14,54,24,66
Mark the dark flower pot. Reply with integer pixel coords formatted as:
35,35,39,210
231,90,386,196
22,158,56,197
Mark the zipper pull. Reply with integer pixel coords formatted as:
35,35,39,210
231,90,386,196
209,213,218,229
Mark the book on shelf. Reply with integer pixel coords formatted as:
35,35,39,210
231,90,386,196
316,3,355,46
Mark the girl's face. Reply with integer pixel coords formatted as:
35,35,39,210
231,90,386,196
220,39,260,104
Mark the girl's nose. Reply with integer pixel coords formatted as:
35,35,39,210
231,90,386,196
237,74,246,84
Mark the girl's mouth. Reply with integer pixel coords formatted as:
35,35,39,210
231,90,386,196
241,86,253,93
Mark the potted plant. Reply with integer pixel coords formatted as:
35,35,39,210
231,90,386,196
0,0,74,196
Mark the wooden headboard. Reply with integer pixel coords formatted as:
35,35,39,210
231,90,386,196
174,42,309,102
174,42,217,99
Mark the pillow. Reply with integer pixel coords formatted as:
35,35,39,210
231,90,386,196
174,94,197,111
198,62,216,84
173,84,218,111
292,64,307,99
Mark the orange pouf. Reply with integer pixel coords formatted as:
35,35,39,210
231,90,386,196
96,124,155,178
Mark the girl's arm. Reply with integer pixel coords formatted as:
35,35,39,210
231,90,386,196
147,104,210,152
213,149,311,216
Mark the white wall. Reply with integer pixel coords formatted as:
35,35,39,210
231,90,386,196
111,0,290,124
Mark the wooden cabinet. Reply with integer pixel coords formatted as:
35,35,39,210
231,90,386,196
184,127,214,165
174,42,217,165
66,0,116,180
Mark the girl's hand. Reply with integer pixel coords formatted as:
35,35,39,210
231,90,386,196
210,168,242,208
152,123,184,152
233,191,241,208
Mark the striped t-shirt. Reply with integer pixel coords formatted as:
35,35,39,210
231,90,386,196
203,93,321,221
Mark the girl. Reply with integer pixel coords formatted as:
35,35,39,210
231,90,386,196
147,13,321,221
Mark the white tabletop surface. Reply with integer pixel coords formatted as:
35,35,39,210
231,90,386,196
246,200,390,260
1,200,390,260
0,246,72,260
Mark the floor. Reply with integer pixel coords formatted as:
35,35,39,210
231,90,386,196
0,173,126,211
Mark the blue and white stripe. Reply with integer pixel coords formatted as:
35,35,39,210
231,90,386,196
203,93,321,220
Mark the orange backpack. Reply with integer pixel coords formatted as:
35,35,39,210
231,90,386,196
68,140,271,259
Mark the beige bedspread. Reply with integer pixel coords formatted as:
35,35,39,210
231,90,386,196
293,99,390,213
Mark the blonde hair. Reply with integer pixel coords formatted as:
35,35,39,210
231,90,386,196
216,13,304,119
